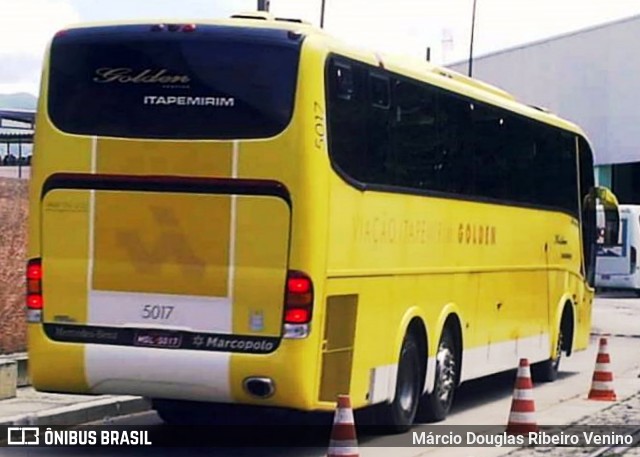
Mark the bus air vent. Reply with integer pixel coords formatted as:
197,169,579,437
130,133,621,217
231,11,274,21
275,17,310,24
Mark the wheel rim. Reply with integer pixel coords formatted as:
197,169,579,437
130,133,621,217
435,341,456,407
553,331,563,370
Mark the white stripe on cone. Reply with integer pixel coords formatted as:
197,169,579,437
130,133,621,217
328,446,359,456
508,411,537,423
518,367,531,377
513,389,535,400
590,381,614,391
329,439,359,449
334,408,355,424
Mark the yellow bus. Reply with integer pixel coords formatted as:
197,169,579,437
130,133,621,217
27,11,619,431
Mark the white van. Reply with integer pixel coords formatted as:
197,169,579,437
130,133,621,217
596,205,640,294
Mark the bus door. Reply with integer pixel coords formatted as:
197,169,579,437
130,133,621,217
543,212,581,352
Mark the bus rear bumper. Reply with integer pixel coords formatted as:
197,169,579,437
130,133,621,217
84,344,235,402
28,326,329,411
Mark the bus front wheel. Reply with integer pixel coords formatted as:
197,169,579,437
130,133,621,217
533,329,563,382
416,327,457,422
376,332,422,433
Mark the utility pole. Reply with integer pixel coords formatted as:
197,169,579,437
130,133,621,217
468,0,477,77
320,0,326,28
257,0,270,11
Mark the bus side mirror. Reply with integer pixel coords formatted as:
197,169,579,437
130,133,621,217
586,186,620,246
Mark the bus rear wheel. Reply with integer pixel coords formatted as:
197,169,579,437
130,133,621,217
376,332,422,433
416,327,457,422
152,399,239,425
153,399,197,425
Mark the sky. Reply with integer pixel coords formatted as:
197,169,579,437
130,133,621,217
1,0,640,95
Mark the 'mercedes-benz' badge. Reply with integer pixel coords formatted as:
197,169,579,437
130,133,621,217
93,68,190,84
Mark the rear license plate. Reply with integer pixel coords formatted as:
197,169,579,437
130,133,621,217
133,331,182,349
601,274,611,280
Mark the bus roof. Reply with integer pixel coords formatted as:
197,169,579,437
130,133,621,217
54,11,587,139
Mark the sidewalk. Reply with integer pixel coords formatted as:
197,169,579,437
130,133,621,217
0,387,150,426
0,353,150,426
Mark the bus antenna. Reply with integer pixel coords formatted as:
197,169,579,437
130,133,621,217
468,0,477,77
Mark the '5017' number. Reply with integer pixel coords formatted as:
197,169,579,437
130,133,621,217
141,305,174,320
314,101,325,150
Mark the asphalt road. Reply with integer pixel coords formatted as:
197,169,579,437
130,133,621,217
2,294,639,457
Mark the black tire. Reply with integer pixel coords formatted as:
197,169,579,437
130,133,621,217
153,400,192,425
152,400,238,425
532,329,563,382
375,332,423,433
416,327,457,423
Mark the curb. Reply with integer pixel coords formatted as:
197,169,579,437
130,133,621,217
0,396,151,426
14,354,29,388
0,352,29,388
0,354,151,427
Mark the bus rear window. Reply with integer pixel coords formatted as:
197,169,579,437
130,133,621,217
48,25,302,139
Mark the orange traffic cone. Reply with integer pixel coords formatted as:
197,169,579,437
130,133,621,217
506,358,539,435
327,395,359,457
588,337,617,401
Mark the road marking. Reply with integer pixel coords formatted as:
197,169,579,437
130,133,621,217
586,427,640,457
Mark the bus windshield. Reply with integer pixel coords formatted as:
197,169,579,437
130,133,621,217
48,25,302,139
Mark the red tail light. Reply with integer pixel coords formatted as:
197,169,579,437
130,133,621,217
285,307,311,324
27,295,43,309
287,277,310,294
27,262,42,280
284,270,313,325
26,258,43,311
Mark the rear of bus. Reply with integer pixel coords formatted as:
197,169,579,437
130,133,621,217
596,206,640,292
27,19,330,412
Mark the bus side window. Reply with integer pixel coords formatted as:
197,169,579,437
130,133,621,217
327,58,369,184
391,79,437,190
369,74,390,109
334,63,355,101
366,72,392,185
470,104,509,200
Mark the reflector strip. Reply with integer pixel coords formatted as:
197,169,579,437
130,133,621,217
228,140,239,302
